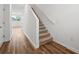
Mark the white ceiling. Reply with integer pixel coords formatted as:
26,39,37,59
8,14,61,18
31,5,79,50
11,4,25,13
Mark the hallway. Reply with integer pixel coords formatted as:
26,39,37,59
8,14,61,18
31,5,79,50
0,28,76,54
0,28,35,54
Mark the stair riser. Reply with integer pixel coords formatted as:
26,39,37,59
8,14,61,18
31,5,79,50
40,38,53,45
40,33,49,36
39,26,45,28
39,30,48,34
39,20,53,46
39,24,44,26
39,27,46,30
40,37,52,42
39,33,50,39
39,21,42,23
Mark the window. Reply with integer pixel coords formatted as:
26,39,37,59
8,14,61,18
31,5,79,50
11,16,21,21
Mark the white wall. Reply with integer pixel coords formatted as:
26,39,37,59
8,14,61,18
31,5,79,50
3,4,11,42
0,5,4,47
11,4,25,27
32,4,79,53
0,4,10,48
10,4,39,48
21,5,39,48
11,12,22,27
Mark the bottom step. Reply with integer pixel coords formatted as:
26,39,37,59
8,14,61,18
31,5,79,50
40,38,53,46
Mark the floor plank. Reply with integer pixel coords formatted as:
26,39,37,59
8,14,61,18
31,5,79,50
0,28,76,54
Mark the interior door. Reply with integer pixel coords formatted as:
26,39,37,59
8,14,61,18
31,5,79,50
0,5,4,44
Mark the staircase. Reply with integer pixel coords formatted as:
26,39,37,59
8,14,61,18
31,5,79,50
31,7,53,46
39,20,53,45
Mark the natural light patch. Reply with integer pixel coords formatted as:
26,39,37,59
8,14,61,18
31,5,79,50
11,16,21,21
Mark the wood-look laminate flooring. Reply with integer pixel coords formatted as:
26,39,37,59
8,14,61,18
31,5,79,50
0,28,76,54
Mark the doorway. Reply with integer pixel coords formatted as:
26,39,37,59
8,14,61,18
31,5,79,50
9,4,28,53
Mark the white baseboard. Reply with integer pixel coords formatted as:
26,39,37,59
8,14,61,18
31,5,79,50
23,31,38,48
53,39,79,53
0,39,10,48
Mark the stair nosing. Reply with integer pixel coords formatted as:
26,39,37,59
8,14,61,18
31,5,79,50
40,36,52,42
39,29,47,32
39,26,45,28
40,32,50,37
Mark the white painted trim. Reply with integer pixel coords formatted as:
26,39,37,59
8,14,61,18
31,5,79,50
53,39,79,53
0,40,9,48
30,5,39,48
9,4,12,41
23,31,37,48
52,34,79,53
36,17,39,48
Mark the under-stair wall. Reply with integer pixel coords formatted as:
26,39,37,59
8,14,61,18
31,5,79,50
21,5,39,48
